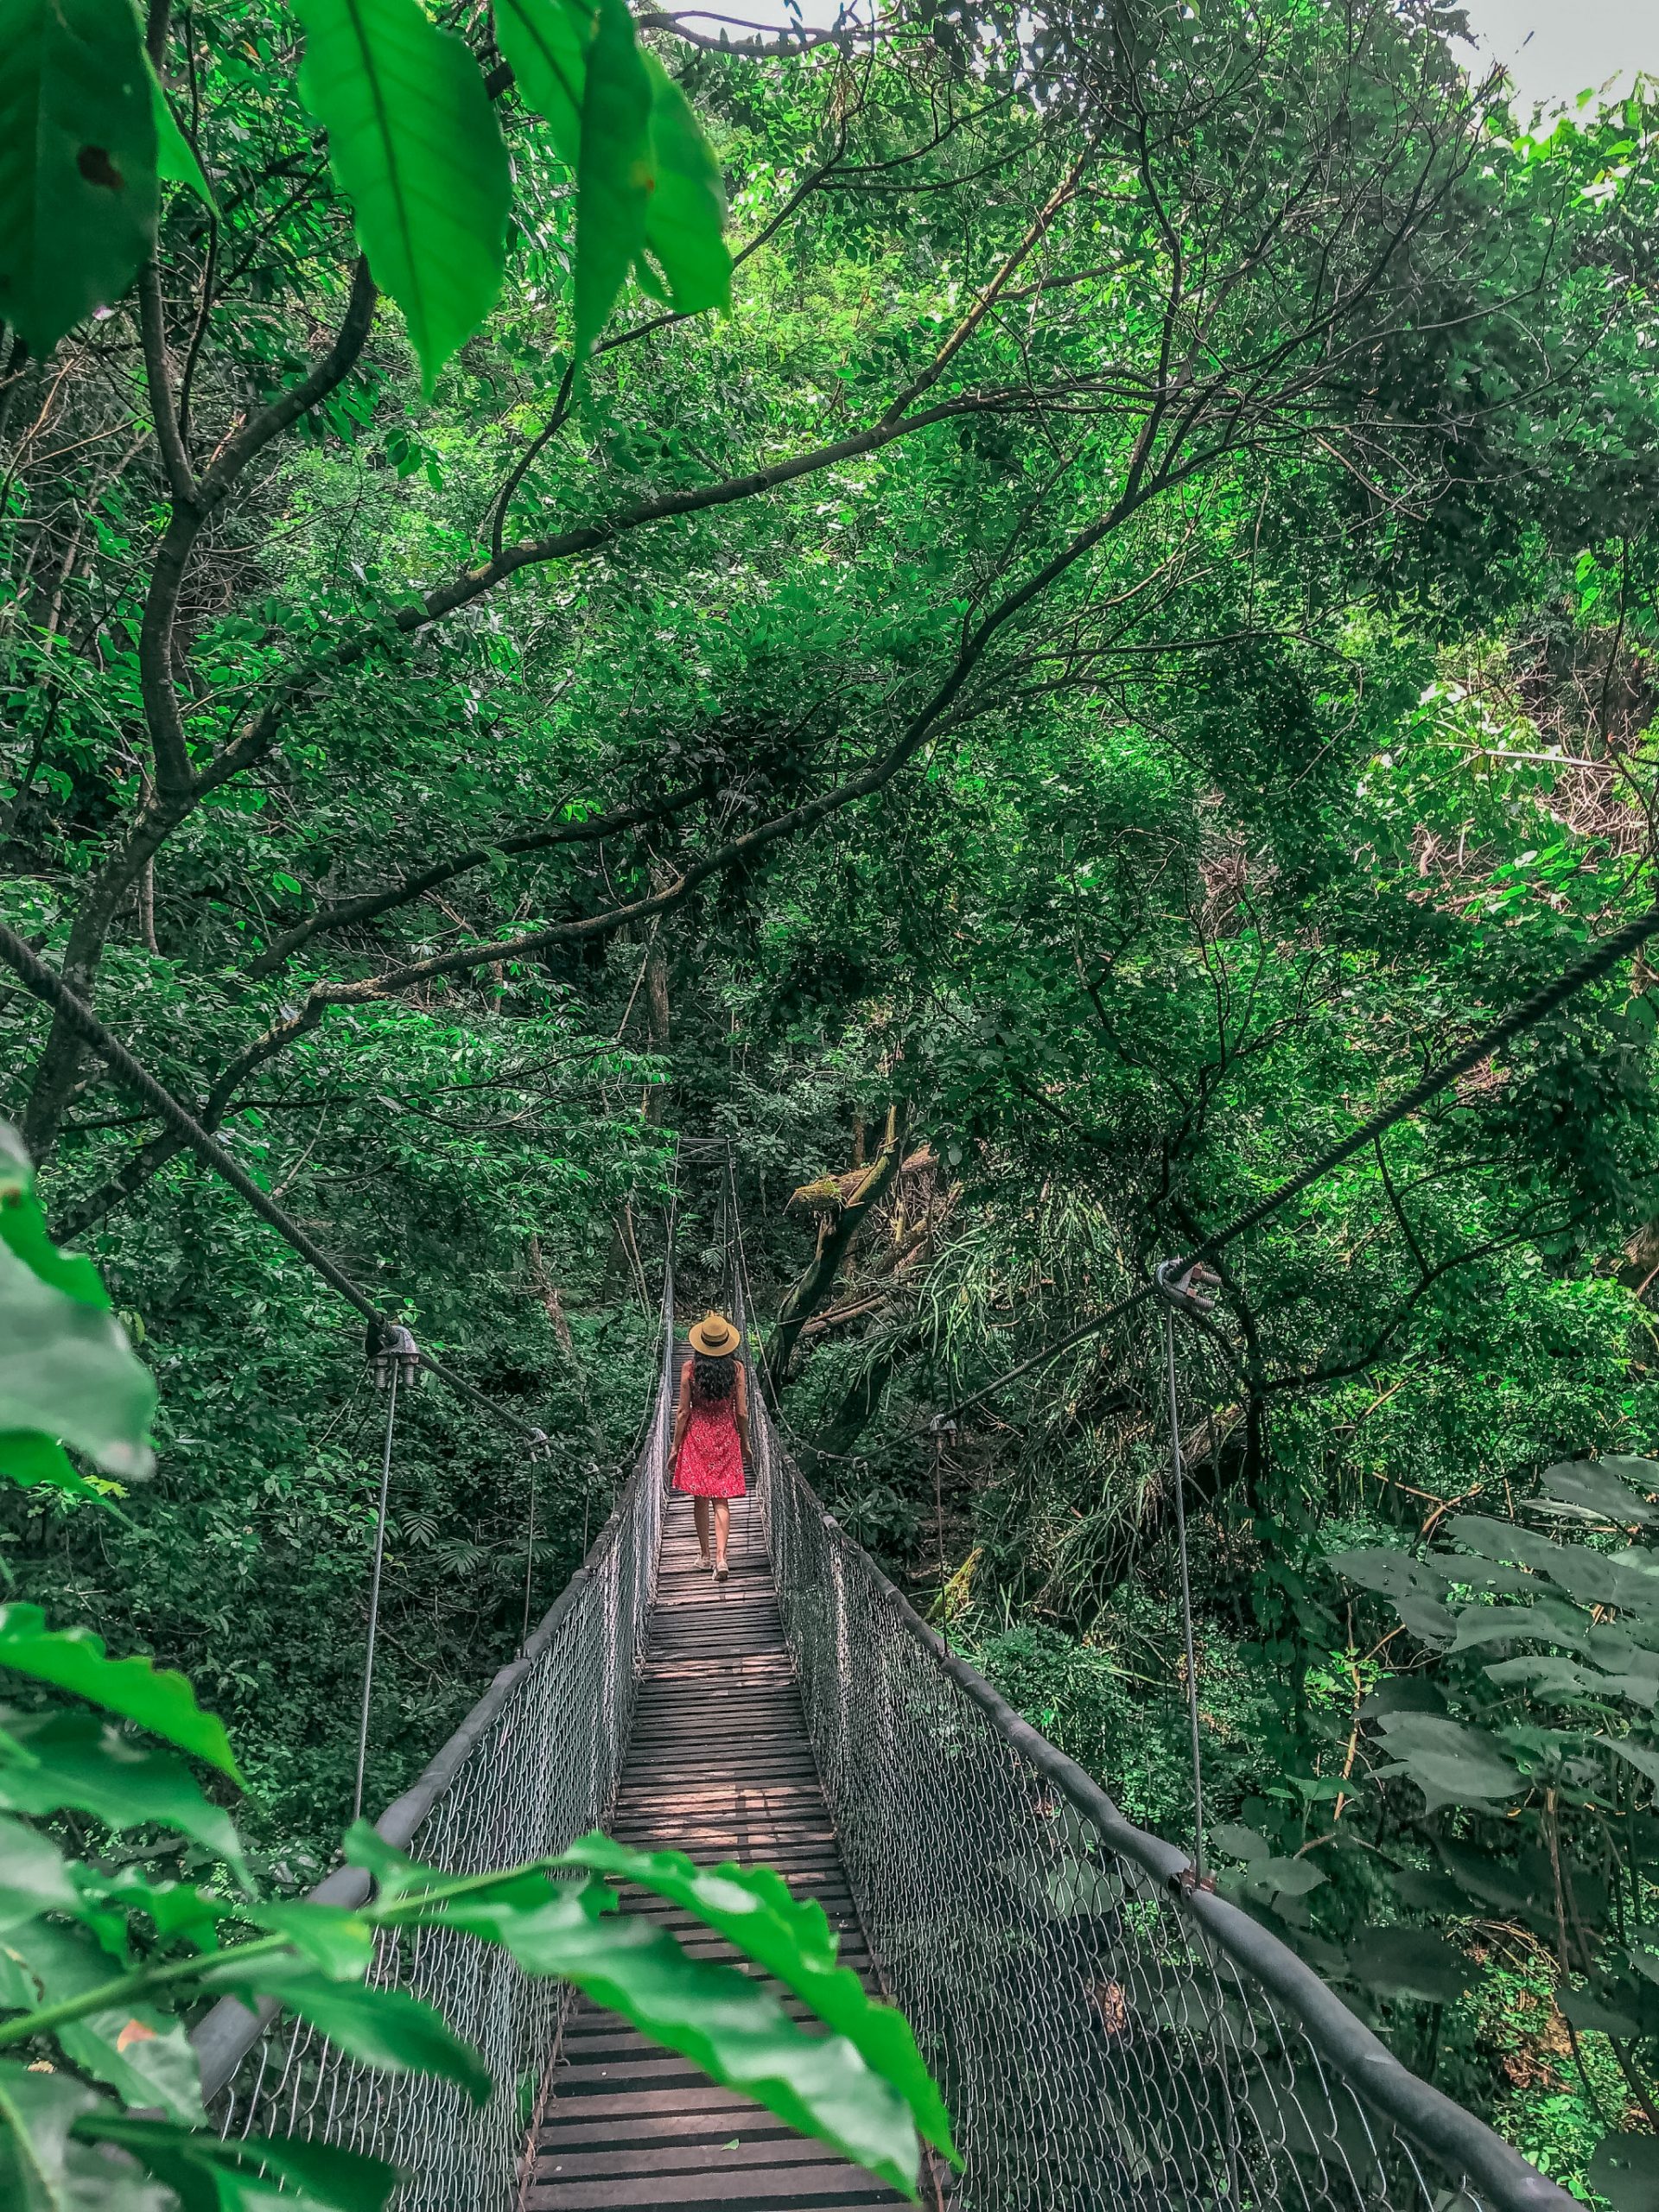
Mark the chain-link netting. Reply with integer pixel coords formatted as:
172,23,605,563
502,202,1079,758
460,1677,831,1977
749,1387,1561,2212
204,1283,676,2212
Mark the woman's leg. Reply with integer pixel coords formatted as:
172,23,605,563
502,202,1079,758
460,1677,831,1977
714,1498,731,1570
693,1497,711,1564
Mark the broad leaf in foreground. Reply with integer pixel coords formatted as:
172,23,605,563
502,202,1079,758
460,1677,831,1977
0,1605,242,1780
0,0,159,354
342,1821,932,2190
0,1432,110,1503
495,0,728,344
58,2005,205,2126
639,54,730,315
0,1240,155,1482
493,0,585,160
200,1960,491,2106
0,1708,244,1871
0,2062,168,2210
571,0,652,360
146,59,215,209
560,1833,954,2158
0,1123,152,1485
0,1123,109,1309
77,2114,398,2211
0,1814,78,1933
295,0,511,393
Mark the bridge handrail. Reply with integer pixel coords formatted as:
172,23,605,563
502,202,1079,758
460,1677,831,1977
193,1262,677,2206
746,1378,1573,2212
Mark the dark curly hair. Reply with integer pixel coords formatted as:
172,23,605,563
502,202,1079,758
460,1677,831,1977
691,1350,736,1404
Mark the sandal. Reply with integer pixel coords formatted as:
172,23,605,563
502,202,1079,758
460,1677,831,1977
715,1560,728,1582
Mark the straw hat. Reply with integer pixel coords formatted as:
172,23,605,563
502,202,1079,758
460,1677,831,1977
689,1312,740,1357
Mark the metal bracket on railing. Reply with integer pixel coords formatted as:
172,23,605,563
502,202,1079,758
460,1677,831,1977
368,1322,422,1388
523,1427,550,1463
1154,1259,1221,1316
1172,1865,1217,1897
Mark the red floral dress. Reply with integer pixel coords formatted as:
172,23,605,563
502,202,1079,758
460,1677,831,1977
672,1366,747,1498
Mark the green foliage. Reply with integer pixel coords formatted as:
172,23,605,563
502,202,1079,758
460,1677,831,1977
0,0,158,354
0,1607,949,2201
295,0,512,392
146,62,214,210
638,54,731,315
569,0,652,363
0,1605,241,1779
0,1198,948,2199
0,1124,153,1489
558,1834,957,2161
3,0,1659,2194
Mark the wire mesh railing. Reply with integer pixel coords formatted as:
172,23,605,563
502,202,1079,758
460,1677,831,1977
747,1389,1572,2212
193,1267,677,2212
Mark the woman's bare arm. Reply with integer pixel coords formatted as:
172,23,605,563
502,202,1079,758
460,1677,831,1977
669,1358,693,1459
734,1362,753,1464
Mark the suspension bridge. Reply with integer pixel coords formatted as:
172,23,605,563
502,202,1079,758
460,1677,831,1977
184,1203,1571,2212
0,929,1614,2212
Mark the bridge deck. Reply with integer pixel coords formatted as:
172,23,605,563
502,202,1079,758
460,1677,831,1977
525,1490,906,2212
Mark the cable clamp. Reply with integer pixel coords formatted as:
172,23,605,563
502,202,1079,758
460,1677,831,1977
1154,1259,1221,1316
524,1427,550,1464
926,1414,958,1440
368,1323,421,1389
1172,1866,1217,1897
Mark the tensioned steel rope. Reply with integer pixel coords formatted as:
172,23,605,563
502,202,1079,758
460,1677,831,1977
942,899,1659,1422
720,1179,1571,2212
0,918,546,1444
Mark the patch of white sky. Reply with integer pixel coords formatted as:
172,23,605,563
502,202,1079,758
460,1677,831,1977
690,0,1659,117
1456,0,1659,114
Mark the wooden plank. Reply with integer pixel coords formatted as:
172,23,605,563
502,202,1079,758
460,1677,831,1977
526,1490,910,2212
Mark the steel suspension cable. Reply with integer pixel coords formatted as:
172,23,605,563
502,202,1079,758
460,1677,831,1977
0,919,546,1445
943,899,1659,1422
1163,1305,1206,1881
353,1361,401,1821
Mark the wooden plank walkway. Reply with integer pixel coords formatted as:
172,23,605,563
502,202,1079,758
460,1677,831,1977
524,1488,907,2212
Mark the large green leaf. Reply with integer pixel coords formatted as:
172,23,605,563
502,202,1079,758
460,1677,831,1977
0,1124,148,1488
145,58,214,210
244,1901,377,1980
0,1243,154,1484
1343,1925,1477,2005
343,1821,928,2191
69,1864,230,1957
294,0,511,394
571,0,652,361
0,1434,110,1504
412,1872,922,2193
0,1815,77,1932
638,53,729,315
493,0,584,162
59,2008,204,2126
200,1961,490,2105
1604,1735,1659,1789
0,0,158,355
1541,1459,1659,1525
495,0,727,340
0,1607,240,1780
76,2115,398,2211
1592,2133,1659,2212
1370,1713,1525,1811
558,1834,954,2158
0,1708,244,1872
0,2063,168,2211
0,1127,108,1309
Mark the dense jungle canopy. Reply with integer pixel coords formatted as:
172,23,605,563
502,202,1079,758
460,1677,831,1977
7,0,1659,2190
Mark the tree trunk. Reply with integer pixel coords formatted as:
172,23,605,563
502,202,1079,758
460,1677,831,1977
766,1103,909,1390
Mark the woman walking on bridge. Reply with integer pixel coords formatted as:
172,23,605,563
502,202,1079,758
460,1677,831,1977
670,1312,750,1582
